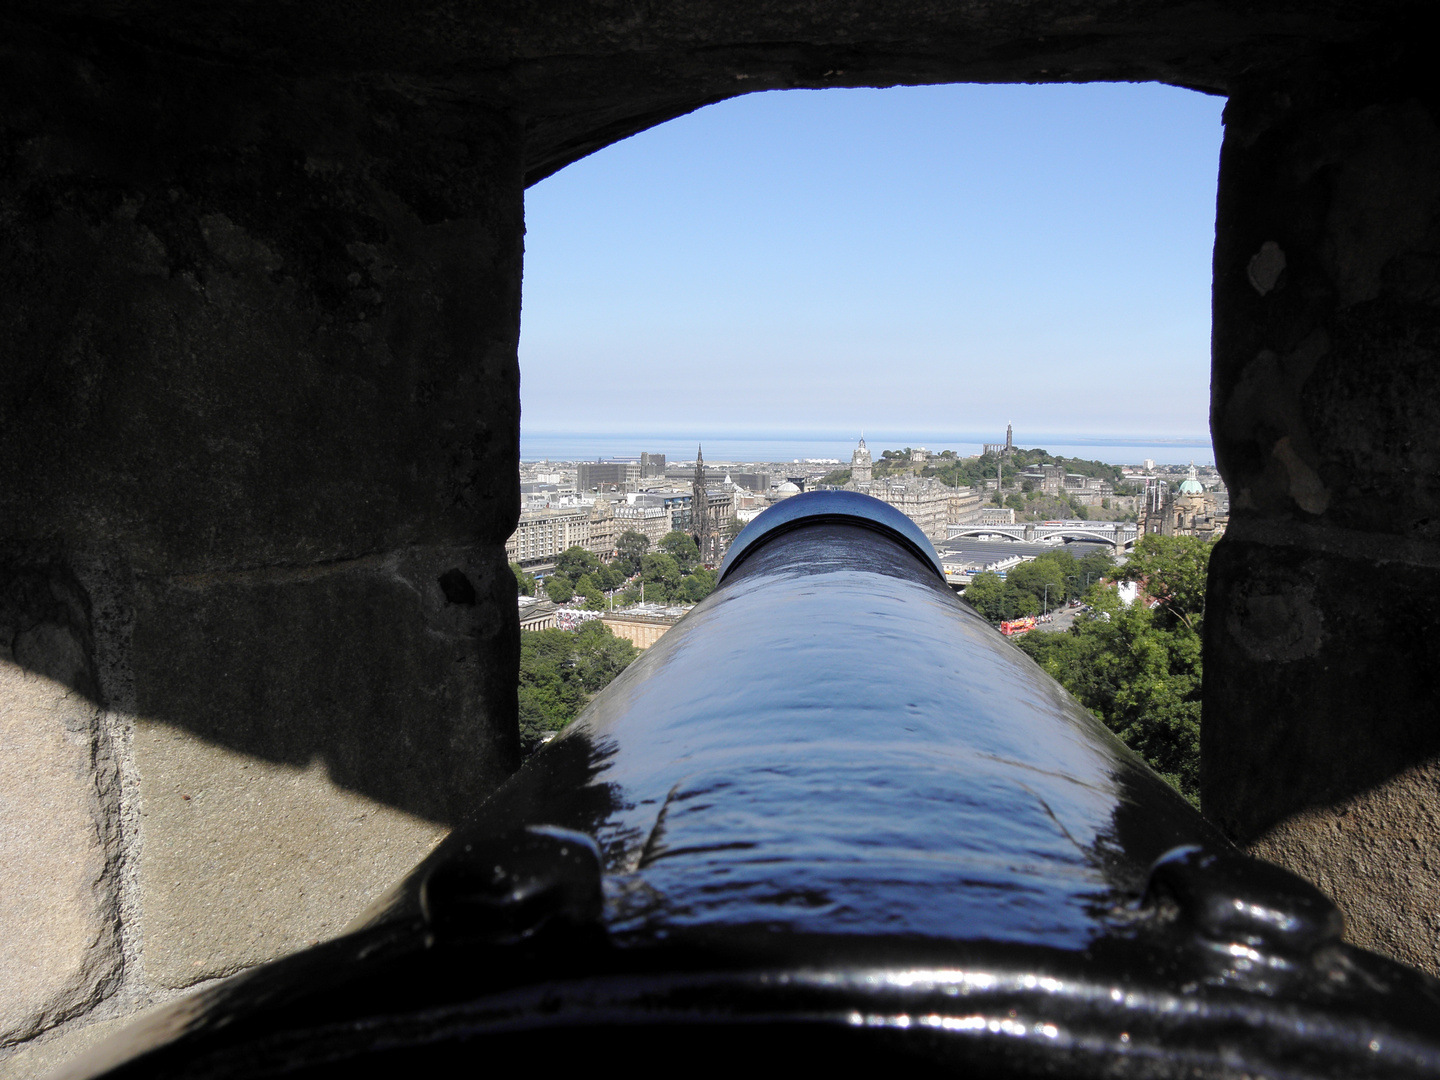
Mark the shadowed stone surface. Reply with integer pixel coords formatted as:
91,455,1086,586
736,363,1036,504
1204,50,1440,969
0,25,524,571
131,548,517,827
1,16,523,1037
2,0,1429,186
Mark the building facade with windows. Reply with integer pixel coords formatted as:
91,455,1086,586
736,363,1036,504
506,508,590,565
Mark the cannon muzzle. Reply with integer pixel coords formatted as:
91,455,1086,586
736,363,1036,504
60,491,1440,1078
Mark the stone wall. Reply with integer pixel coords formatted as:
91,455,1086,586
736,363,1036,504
601,614,682,650
1,22,522,1074
1203,46,1440,974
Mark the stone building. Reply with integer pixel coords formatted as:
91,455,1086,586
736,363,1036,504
983,424,1016,458
691,447,723,565
614,494,676,547
587,499,620,561
577,461,640,490
871,478,950,541
850,437,873,487
505,508,590,565
947,487,985,525
1140,465,1228,540
978,508,1017,526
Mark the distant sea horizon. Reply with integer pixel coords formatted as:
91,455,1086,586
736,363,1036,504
520,430,1215,468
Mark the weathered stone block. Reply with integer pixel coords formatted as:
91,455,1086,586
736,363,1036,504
136,727,447,987
0,662,118,1044
132,545,517,987
1248,760,1440,975
0,564,119,1046
1204,541,1440,831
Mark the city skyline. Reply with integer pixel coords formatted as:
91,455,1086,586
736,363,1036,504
518,430,1215,468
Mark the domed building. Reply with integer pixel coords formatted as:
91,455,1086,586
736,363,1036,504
1142,462,1227,541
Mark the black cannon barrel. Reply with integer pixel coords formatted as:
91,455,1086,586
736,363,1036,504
63,492,1440,1078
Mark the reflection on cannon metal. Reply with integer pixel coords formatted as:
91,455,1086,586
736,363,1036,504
59,491,1440,1078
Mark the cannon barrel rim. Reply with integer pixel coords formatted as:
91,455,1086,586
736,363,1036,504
718,489,946,585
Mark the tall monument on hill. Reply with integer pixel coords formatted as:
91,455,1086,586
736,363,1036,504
692,446,721,566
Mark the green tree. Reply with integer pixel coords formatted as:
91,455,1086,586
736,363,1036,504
572,619,639,691
615,530,650,575
518,622,639,753
659,531,700,571
680,566,718,603
595,562,626,591
556,545,601,580
1006,557,1069,614
963,572,1007,622
1116,533,1211,632
544,573,574,604
1014,539,1215,805
819,468,852,486
641,552,682,596
574,573,606,610
511,562,535,596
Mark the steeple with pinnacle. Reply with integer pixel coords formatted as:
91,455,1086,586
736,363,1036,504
692,445,719,565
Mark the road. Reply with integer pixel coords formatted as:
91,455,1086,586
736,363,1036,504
1031,604,1083,633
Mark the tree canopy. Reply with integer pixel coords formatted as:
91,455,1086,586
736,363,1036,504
638,551,682,602
556,545,601,580
615,530,650,575
919,447,1126,491
518,621,639,754
511,562,535,596
544,574,574,603
961,546,1116,622
573,573,606,610
1115,533,1211,632
1013,535,1214,805
659,530,699,571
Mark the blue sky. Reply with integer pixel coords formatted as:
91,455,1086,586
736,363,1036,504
519,82,1225,451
